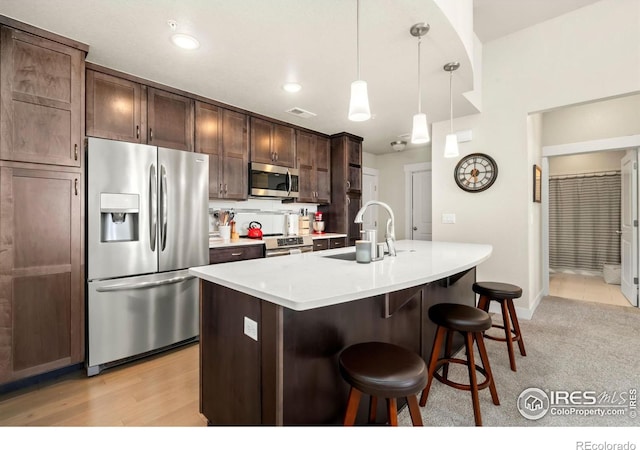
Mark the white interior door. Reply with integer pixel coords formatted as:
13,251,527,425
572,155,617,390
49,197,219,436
411,170,432,240
620,151,638,306
362,168,379,233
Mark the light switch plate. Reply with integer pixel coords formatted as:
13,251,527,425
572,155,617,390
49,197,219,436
442,213,456,224
244,316,258,341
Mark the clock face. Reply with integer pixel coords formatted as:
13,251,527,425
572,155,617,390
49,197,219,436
454,153,498,192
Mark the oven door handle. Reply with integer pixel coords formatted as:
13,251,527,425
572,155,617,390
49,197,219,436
266,248,293,257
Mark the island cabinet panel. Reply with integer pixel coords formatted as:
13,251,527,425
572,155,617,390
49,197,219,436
198,267,477,425
0,26,83,167
196,103,249,200
86,70,145,143
250,117,296,168
147,87,194,151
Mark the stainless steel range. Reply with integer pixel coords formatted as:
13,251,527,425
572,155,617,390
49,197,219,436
263,235,314,257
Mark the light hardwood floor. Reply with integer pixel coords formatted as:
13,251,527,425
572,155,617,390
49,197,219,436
0,343,206,426
549,272,632,307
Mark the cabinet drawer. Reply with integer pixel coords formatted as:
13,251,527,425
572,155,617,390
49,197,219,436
209,245,264,264
313,239,329,251
329,238,347,249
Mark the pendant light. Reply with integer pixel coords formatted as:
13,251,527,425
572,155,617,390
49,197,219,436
443,62,460,158
409,23,430,144
348,0,371,121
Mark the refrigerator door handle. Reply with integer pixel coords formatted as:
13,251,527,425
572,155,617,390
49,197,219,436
160,164,168,251
149,163,157,252
95,275,197,292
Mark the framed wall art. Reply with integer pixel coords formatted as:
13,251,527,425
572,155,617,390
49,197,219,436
533,164,542,203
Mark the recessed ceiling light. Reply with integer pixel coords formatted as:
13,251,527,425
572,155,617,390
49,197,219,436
282,82,302,93
171,33,200,50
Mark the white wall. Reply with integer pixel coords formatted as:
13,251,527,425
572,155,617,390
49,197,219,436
549,151,626,175
542,94,640,146
432,0,640,317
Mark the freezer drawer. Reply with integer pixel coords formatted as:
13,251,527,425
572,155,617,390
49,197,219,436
87,270,198,373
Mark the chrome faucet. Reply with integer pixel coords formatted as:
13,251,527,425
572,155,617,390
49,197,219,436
353,200,396,256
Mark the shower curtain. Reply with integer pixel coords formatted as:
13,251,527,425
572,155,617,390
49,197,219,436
549,172,621,272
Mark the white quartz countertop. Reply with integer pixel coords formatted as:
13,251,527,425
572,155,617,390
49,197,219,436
310,233,347,239
209,237,265,248
190,240,492,311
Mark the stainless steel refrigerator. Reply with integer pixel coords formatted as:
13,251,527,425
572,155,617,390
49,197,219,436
86,137,209,376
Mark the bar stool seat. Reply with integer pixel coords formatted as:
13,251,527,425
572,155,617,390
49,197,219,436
473,281,526,371
420,303,499,426
339,341,427,426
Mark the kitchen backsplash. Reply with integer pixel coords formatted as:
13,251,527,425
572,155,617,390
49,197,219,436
208,198,318,236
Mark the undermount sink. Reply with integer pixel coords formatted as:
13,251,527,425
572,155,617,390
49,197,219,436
322,249,415,261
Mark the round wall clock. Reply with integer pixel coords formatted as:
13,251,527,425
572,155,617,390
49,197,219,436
454,153,498,192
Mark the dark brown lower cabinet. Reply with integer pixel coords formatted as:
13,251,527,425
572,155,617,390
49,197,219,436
0,162,83,384
199,267,476,425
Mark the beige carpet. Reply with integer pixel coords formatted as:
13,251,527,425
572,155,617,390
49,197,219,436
398,296,640,427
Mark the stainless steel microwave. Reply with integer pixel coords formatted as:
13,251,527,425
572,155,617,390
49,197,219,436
249,162,300,199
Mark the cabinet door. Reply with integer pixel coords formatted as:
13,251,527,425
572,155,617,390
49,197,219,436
221,109,249,200
195,101,222,198
86,70,145,143
273,124,296,168
147,88,194,151
250,117,273,164
313,239,329,251
329,237,347,249
0,165,83,383
0,26,83,167
347,194,362,246
296,131,315,202
348,139,362,166
315,136,331,204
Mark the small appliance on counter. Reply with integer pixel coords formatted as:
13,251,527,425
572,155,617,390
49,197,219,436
313,212,325,234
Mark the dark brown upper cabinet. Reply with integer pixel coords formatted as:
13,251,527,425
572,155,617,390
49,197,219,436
86,70,145,143
0,26,84,167
147,87,194,151
250,117,296,168
86,71,194,152
296,131,330,204
195,101,249,200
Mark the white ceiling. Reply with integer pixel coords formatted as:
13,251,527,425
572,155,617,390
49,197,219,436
0,0,602,155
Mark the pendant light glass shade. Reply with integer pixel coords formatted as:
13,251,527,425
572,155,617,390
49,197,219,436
348,0,370,122
411,113,429,144
444,133,459,158
349,80,371,121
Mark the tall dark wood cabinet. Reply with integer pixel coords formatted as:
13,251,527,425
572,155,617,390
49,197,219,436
195,101,249,200
319,133,363,246
296,131,331,204
250,117,296,168
0,18,87,385
86,68,195,152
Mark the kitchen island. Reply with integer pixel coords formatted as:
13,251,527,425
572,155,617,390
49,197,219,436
189,240,492,425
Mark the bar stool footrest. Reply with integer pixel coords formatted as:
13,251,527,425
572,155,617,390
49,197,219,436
433,358,491,391
484,324,522,343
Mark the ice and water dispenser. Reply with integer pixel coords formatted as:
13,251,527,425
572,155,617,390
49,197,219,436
100,193,140,242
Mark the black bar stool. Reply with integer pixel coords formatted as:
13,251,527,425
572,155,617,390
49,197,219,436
420,303,499,426
339,341,427,426
473,281,526,371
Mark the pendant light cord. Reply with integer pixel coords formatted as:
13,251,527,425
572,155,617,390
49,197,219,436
449,69,453,133
417,36,422,113
356,0,360,80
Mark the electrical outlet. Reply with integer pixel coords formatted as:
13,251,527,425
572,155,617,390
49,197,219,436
244,316,258,341
442,213,456,224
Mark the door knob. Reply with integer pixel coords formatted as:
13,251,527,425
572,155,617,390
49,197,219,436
615,230,622,234
413,226,417,231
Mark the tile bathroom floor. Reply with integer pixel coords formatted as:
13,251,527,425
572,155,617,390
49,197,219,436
549,272,632,307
